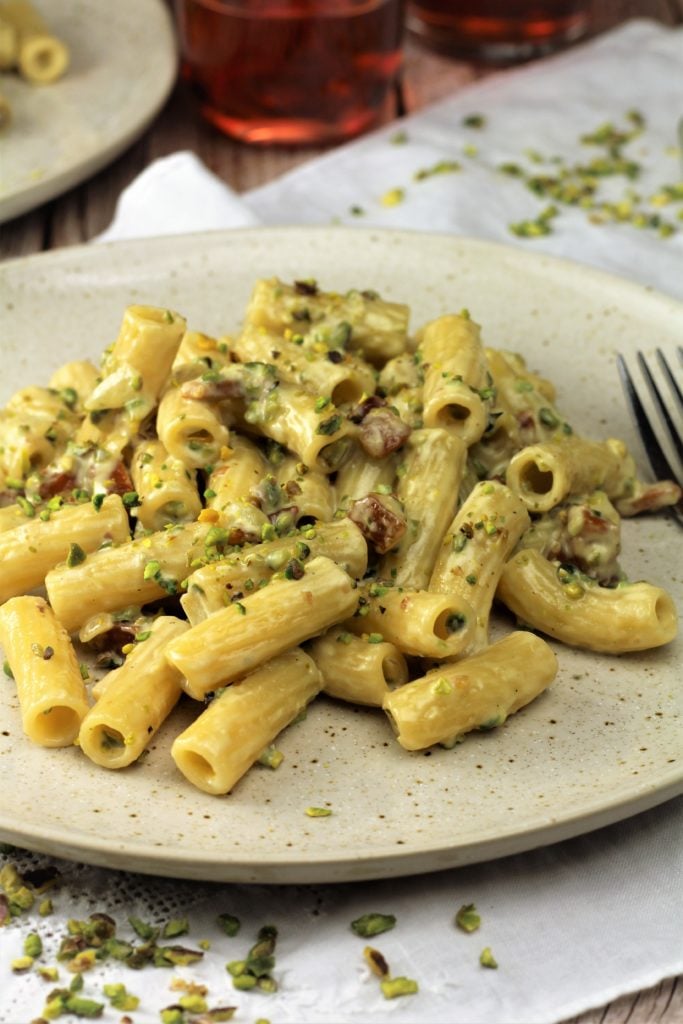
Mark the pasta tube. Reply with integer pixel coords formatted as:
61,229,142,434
347,585,476,660
430,481,530,652
309,627,408,706
418,314,490,445
0,494,130,605
506,437,632,513
166,555,358,698
334,444,398,507
275,454,335,525
157,385,231,471
497,549,678,653
131,439,201,531
78,617,189,769
172,648,322,795
383,631,558,751
240,376,354,474
46,520,212,633
0,596,88,747
181,519,368,623
379,428,466,589
48,360,99,412
234,324,376,406
0,14,17,69
0,0,69,83
245,277,410,365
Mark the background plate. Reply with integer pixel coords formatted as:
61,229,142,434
0,0,176,225
0,227,681,883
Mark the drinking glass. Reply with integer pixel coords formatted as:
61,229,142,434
407,0,590,62
174,0,405,145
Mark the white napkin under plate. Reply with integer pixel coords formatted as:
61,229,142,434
2,18,683,1024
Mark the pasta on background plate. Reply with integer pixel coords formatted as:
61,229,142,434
0,278,679,795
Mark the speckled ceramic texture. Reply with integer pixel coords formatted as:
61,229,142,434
0,0,176,225
0,228,680,883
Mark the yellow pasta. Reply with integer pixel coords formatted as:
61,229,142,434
0,596,88,747
172,648,322,795
418,314,490,445
383,632,558,751
497,549,678,653
181,518,367,624
309,626,409,707
0,495,130,605
430,481,530,652
78,617,189,769
165,555,358,698
347,584,476,660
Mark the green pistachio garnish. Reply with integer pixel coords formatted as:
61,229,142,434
380,976,418,999
11,954,34,972
24,931,43,957
258,746,284,770
217,912,241,937
305,807,332,817
103,982,139,1010
162,918,189,939
455,903,481,933
351,913,396,938
66,543,87,567
480,946,498,968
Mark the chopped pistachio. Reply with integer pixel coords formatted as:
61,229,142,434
351,912,396,938
103,982,139,1010
432,677,453,696
3,660,13,679
24,931,43,957
305,806,332,817
162,918,189,939
38,965,59,981
455,903,481,933
480,946,498,968
367,632,383,644
380,976,419,999
179,993,208,1012
66,543,87,567
463,113,486,128
128,916,158,941
11,954,34,972
380,187,405,207
258,746,284,770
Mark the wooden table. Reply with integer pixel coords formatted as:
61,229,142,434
1,2,681,1021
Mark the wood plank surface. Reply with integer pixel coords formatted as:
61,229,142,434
0,4,681,1021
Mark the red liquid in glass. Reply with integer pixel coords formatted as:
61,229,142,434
408,0,589,61
175,0,405,144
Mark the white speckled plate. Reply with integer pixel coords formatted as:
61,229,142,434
0,227,681,883
0,0,176,225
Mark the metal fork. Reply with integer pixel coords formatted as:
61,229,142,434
616,347,683,528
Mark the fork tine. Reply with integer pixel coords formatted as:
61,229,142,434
616,353,679,485
636,351,683,465
655,347,683,413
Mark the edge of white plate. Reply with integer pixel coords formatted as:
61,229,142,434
0,0,178,225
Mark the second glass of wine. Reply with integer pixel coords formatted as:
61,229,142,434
407,0,590,63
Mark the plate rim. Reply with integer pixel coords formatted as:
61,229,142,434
0,224,681,883
0,0,177,225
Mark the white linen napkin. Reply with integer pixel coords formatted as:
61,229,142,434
2,18,682,1024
